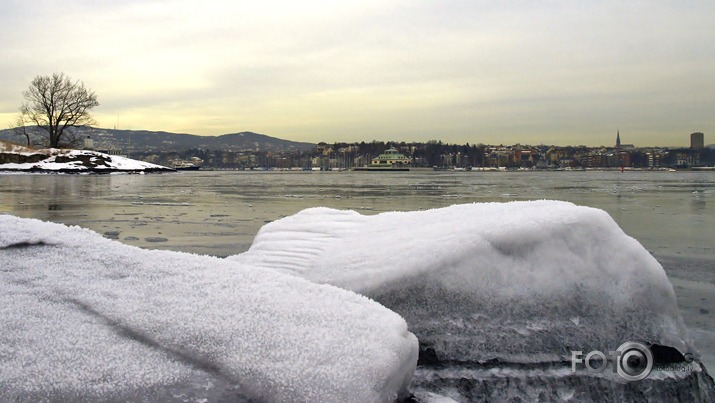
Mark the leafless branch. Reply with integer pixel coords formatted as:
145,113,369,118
19,73,99,148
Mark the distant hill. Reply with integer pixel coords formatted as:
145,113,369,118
0,127,316,153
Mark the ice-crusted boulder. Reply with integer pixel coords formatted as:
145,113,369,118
0,215,418,402
231,201,715,402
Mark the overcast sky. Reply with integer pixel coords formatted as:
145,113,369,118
1,0,713,146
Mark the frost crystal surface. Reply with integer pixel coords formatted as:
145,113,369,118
0,215,418,402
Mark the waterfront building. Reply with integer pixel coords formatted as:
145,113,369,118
370,148,412,166
691,132,704,150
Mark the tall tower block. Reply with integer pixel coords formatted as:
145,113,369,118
691,132,704,150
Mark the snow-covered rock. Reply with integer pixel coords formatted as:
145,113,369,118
231,201,714,401
0,145,172,172
0,215,418,402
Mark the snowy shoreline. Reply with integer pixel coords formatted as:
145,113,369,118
0,142,173,173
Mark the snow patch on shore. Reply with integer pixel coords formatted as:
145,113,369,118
0,147,170,171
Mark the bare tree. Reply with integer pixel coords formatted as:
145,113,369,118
12,114,32,147
20,73,99,148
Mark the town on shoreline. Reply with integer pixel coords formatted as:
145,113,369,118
131,132,712,171
1,128,711,172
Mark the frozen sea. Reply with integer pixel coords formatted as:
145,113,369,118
1,169,714,372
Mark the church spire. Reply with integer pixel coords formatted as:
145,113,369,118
616,130,621,148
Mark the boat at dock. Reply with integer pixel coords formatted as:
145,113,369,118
171,161,201,171
353,148,411,171
169,157,204,171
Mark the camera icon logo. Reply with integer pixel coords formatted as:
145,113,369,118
571,341,654,381
615,341,653,381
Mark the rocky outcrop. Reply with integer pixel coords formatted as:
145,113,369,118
53,153,112,167
411,363,714,402
0,152,47,164
0,149,174,173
